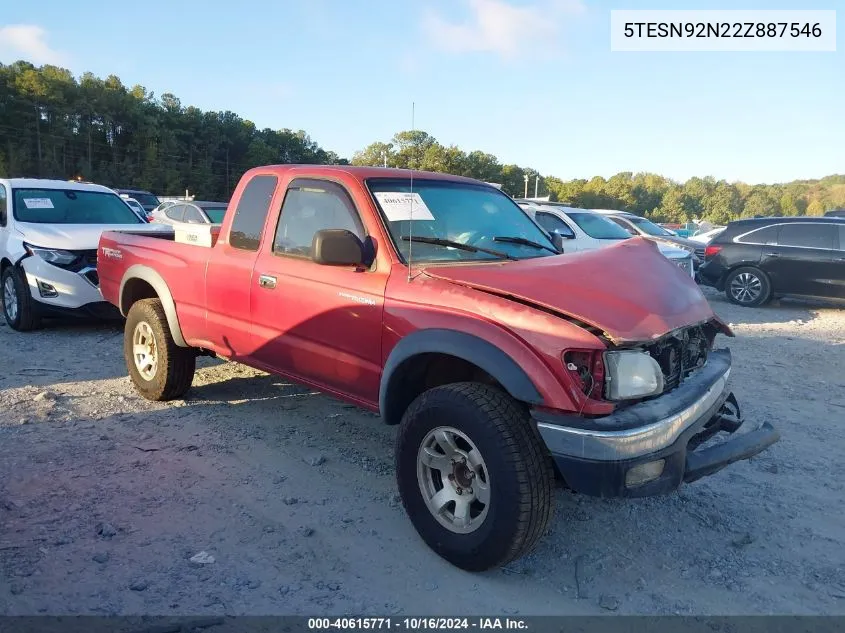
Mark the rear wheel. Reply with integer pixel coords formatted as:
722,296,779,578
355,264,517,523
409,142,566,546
2,266,41,331
395,382,554,571
124,299,196,401
725,266,772,307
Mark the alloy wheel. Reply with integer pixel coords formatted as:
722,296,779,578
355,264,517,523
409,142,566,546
416,426,491,534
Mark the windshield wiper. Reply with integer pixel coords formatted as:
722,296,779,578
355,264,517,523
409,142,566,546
401,236,517,260
493,236,558,254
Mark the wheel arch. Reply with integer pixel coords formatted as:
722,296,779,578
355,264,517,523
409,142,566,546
379,329,544,426
119,265,188,347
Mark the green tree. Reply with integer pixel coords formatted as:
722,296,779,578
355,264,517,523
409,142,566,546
657,186,689,223
806,199,825,216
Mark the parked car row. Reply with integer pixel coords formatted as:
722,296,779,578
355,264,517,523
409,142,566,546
516,201,697,278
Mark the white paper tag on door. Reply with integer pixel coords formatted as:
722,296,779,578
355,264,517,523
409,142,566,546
22,198,55,209
374,192,435,222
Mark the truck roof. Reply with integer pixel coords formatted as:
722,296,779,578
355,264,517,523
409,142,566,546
242,164,490,186
0,178,116,194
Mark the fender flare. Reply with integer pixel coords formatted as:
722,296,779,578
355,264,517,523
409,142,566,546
379,328,544,423
119,264,188,347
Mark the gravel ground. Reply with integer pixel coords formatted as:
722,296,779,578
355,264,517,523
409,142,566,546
1,288,844,616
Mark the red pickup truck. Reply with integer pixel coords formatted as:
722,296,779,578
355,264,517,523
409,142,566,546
98,165,779,571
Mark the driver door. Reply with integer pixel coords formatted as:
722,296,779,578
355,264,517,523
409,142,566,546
249,178,388,406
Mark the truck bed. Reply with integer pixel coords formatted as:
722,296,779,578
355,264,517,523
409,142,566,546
97,227,218,346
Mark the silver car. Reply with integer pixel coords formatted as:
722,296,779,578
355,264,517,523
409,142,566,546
149,200,228,226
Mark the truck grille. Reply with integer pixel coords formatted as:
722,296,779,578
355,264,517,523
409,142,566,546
643,326,710,392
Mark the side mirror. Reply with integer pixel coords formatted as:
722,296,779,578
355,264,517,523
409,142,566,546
312,229,364,266
551,232,565,253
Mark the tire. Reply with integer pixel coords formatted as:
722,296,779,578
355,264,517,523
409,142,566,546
724,266,772,307
2,266,41,331
395,382,554,571
124,298,196,401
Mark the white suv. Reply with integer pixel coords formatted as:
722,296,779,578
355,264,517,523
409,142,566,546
0,178,168,331
518,203,696,278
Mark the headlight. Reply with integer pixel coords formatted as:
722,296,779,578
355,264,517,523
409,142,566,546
24,243,79,266
604,350,664,400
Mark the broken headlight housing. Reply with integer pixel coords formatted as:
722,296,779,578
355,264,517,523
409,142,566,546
604,350,664,401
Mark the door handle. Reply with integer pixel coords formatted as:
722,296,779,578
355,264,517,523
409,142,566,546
764,252,780,258
258,274,277,289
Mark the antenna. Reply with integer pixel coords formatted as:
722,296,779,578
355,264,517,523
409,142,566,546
407,101,415,282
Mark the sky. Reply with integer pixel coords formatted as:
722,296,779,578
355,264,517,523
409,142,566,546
0,0,841,185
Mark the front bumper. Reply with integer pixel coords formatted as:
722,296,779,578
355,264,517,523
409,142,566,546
21,256,103,310
532,349,780,498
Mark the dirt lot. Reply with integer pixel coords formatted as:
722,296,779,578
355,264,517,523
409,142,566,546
1,288,844,616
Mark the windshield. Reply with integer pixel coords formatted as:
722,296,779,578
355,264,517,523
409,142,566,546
13,189,143,225
567,212,631,240
126,192,160,207
367,178,556,263
627,215,674,237
204,208,227,224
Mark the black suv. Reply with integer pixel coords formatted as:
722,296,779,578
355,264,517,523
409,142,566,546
698,217,845,307
114,189,161,213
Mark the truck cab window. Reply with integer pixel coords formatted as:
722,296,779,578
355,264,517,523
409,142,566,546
273,179,365,258
230,175,279,251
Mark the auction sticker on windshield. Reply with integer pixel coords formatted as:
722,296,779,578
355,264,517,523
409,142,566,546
374,192,435,222
22,198,55,209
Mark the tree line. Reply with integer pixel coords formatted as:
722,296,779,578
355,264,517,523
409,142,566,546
2,62,843,222
0,61,345,201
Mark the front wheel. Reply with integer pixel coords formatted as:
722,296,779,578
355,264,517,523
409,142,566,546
395,383,554,571
725,266,772,307
124,298,196,401
2,266,41,331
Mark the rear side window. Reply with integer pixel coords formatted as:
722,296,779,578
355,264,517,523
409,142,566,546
230,175,279,251
184,205,204,223
166,204,185,222
736,225,778,245
777,224,835,250
0,184,6,226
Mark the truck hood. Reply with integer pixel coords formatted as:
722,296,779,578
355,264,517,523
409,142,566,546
420,238,715,344
16,222,169,250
